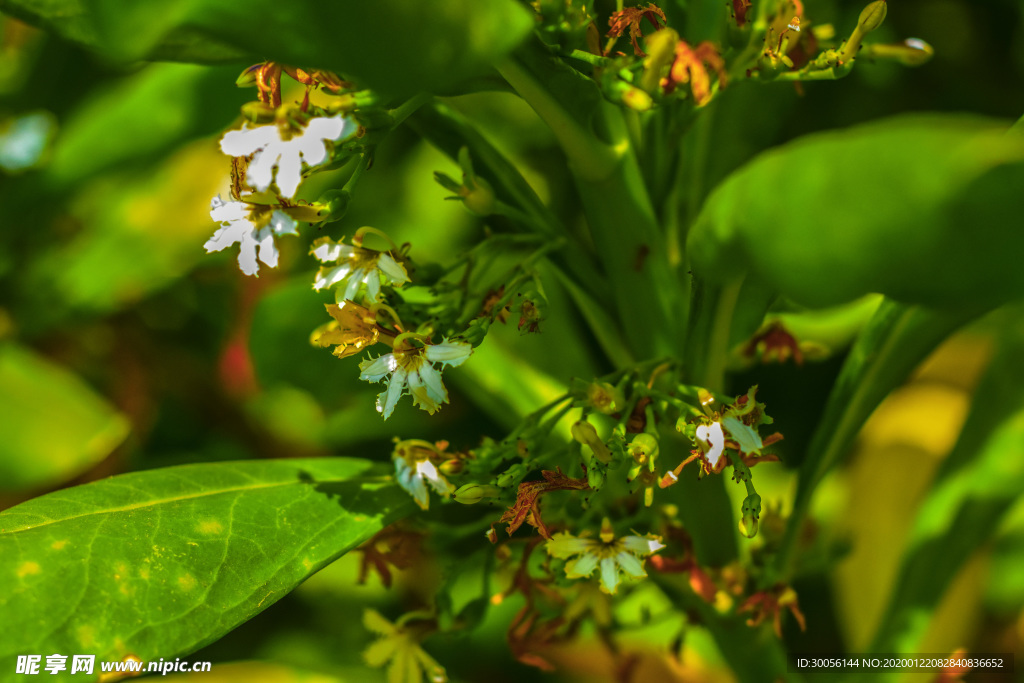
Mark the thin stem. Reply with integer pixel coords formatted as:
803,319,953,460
389,92,432,127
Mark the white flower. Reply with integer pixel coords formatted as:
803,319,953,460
359,340,472,419
310,236,409,302
205,195,298,276
546,518,664,594
220,116,353,198
695,421,726,468
392,440,456,510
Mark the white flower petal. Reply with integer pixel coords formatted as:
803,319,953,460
313,263,353,290
377,366,407,419
599,557,621,594
255,227,278,268
275,145,303,198
235,230,261,276
416,460,453,496
220,125,278,157
696,422,726,467
305,115,348,143
209,196,249,224
620,535,665,556
344,267,365,301
359,353,398,382
376,253,409,284
614,551,646,578
417,362,448,405
203,221,249,253
564,553,600,578
269,210,298,236
246,148,277,192
310,239,355,263
546,532,593,559
364,269,381,302
424,341,472,367
403,469,429,509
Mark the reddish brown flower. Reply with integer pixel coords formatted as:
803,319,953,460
608,3,667,56
664,40,728,106
491,468,589,540
738,584,807,638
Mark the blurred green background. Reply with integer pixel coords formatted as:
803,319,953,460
1,0,1023,680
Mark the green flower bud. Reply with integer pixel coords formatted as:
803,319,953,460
622,87,653,112
739,493,762,539
857,1,887,33
315,189,351,224
861,38,934,67
453,483,501,504
587,465,606,490
627,433,660,465
461,176,495,217
235,64,263,88
571,420,612,464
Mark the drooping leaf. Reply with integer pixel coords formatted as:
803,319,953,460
0,458,412,676
0,0,535,97
688,115,1024,310
770,300,978,579
0,343,129,492
867,315,1024,659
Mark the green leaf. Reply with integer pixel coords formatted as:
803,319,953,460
688,115,1024,310
0,458,412,675
769,300,978,581
0,343,129,492
866,316,1024,660
722,416,762,454
0,0,534,97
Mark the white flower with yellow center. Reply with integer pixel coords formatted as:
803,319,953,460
220,115,353,198
205,195,299,276
310,235,409,303
546,518,664,594
359,338,472,419
392,439,455,510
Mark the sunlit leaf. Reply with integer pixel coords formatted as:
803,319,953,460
689,115,1024,309
0,458,412,669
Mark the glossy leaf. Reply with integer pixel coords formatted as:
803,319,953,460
0,343,129,491
770,300,977,579
0,458,412,673
866,317,1024,659
688,115,1024,310
0,0,534,97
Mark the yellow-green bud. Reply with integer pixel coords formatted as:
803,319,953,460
739,493,761,539
453,483,501,504
587,465,605,490
622,87,653,112
571,420,612,464
461,176,495,217
235,64,262,88
857,1,887,33
627,433,659,465
587,381,623,415
862,38,935,67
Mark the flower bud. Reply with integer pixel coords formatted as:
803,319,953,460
587,465,606,490
236,64,263,88
316,189,351,223
622,87,653,112
438,458,464,475
586,381,624,415
453,483,501,504
857,1,887,34
571,420,612,464
627,433,659,465
739,493,762,539
861,38,934,67
461,176,495,217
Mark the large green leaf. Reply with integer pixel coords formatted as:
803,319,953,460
769,300,977,581
0,458,412,680
0,343,129,492
864,317,1024,665
0,0,534,97
688,115,1024,310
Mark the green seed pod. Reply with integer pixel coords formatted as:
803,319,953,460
739,493,762,539
453,483,501,504
587,465,605,490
